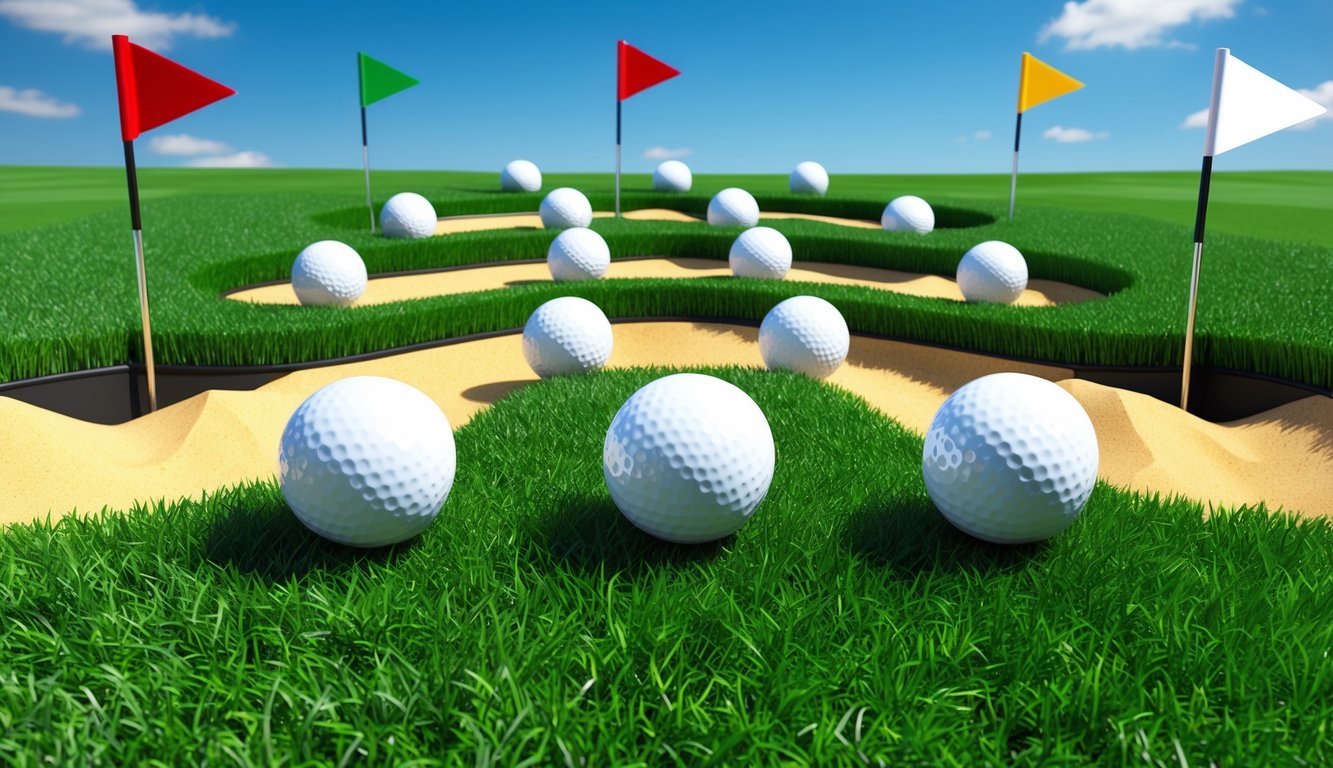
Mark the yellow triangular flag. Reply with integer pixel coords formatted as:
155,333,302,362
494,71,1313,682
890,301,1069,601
1017,52,1084,113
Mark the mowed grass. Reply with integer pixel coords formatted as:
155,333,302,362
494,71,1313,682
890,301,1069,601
1,367,1328,765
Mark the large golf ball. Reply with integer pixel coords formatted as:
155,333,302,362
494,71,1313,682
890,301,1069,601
278,376,456,548
501,159,542,192
922,372,1098,544
653,160,692,192
957,241,1028,304
604,373,775,544
729,226,792,280
539,187,594,230
547,227,611,282
707,187,761,228
759,296,850,379
789,161,829,196
881,195,935,235
522,296,613,378
291,240,367,307
379,192,437,239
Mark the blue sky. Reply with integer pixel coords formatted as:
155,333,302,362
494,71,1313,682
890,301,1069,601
0,0,1328,174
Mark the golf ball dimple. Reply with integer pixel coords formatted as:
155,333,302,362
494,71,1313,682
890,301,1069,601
957,240,1029,304
291,240,367,307
501,159,542,192
707,187,761,228
789,161,829,196
539,187,594,230
379,192,437,239
278,376,456,548
547,227,611,282
522,296,614,378
653,160,692,192
759,296,850,379
729,226,792,280
882,195,935,235
603,373,775,544
922,372,1099,544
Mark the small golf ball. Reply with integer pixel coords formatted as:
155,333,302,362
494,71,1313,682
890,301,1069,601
707,187,761,228
729,226,792,280
291,240,367,307
789,161,829,196
922,372,1098,544
547,227,611,282
379,192,437,239
957,241,1028,304
278,376,456,548
881,195,935,235
501,159,542,192
522,296,614,378
759,296,850,379
653,160,692,192
539,187,594,230
604,373,775,544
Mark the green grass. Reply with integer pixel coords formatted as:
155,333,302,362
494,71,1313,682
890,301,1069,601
1,367,1328,764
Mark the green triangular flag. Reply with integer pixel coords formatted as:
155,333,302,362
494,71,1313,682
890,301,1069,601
359,52,419,108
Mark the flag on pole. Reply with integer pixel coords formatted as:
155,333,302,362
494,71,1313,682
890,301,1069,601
1178,48,1324,411
615,41,680,216
357,53,419,233
1009,52,1083,221
112,34,233,414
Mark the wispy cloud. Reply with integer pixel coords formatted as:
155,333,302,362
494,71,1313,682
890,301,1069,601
643,146,693,160
1180,80,1332,130
974,130,992,141
0,85,79,118
1043,125,1109,143
0,0,234,50
1040,0,1240,51
185,151,278,168
148,133,230,156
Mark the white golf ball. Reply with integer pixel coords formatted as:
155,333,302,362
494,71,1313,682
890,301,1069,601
789,161,829,196
291,240,367,307
729,226,792,280
604,373,775,544
522,296,613,378
278,376,456,548
881,195,935,235
759,296,850,379
547,227,611,282
922,372,1099,544
501,159,542,192
707,187,761,228
957,241,1028,304
653,160,692,192
379,192,437,239
539,187,594,230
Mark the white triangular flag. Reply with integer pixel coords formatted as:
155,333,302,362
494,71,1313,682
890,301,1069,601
1205,48,1327,156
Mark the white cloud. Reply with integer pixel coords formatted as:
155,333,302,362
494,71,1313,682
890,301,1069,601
185,151,277,168
0,85,79,117
974,130,992,140
148,133,230,156
1180,81,1332,130
1040,0,1240,51
1181,108,1210,129
643,146,693,160
1043,125,1109,143
0,0,234,50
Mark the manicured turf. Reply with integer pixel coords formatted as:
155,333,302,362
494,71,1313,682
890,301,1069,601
1,368,1327,764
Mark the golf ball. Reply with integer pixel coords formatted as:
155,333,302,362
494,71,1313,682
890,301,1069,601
379,192,437,239
922,372,1098,544
522,296,614,378
501,159,542,192
547,227,611,282
881,195,935,235
759,296,850,379
653,160,693,192
957,241,1028,304
539,187,594,230
729,226,792,280
707,187,761,228
291,240,367,307
603,373,775,544
278,376,456,548
789,161,829,196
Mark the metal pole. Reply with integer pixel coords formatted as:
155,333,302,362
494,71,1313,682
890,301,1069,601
1008,112,1022,221
361,106,375,234
122,139,157,413
1180,155,1215,411
615,99,622,217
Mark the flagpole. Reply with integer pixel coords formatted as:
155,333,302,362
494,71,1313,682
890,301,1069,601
615,99,622,218
361,105,375,234
121,139,158,414
1180,154,1214,412
1008,111,1022,221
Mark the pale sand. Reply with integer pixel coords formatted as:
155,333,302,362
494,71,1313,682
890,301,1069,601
431,208,883,236
1,322,1328,524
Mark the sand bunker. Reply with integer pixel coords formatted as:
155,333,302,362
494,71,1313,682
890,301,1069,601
1,322,1327,524
431,208,884,235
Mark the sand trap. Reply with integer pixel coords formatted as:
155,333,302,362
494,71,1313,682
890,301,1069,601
1,322,1327,524
228,257,1100,307
433,209,887,235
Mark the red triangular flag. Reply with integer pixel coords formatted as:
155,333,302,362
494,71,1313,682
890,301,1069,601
113,34,235,141
617,41,679,101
